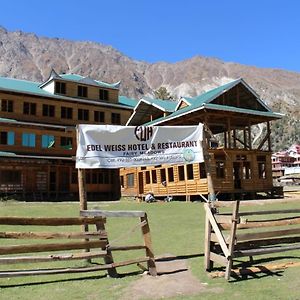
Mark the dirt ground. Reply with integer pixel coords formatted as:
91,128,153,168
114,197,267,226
122,254,223,300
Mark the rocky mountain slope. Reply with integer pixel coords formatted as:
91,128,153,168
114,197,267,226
0,26,299,151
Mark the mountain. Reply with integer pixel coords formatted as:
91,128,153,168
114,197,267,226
0,26,299,151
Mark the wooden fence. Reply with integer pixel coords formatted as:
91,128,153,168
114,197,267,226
204,198,300,280
0,210,156,278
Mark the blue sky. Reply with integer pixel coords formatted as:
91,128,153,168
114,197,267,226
1,0,300,72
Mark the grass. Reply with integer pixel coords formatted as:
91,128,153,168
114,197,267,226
0,199,300,300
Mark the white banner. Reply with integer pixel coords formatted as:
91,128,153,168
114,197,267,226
76,124,204,169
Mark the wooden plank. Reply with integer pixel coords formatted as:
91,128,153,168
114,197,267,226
80,210,146,218
0,251,107,265
204,204,230,258
215,215,240,224
209,261,300,278
221,217,300,230
234,243,300,257
108,245,146,251
0,217,105,226
0,240,107,255
0,231,107,240
214,198,300,208
210,252,228,266
211,232,230,243
0,257,150,278
236,228,300,242
238,209,300,216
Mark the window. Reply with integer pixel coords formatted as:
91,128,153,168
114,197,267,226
1,99,13,112
160,169,166,183
23,102,36,115
258,162,266,179
111,113,121,125
199,163,207,178
42,104,55,117
1,170,21,184
99,89,109,101
178,166,185,181
145,171,150,184
55,81,66,94
0,131,15,145
94,111,105,123
216,161,225,178
61,106,73,119
42,135,55,148
22,133,36,147
78,85,88,97
242,162,252,179
78,109,89,121
187,164,194,180
151,170,157,183
60,137,72,149
126,173,134,187
168,167,174,182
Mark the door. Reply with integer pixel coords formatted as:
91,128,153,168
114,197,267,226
138,172,144,194
233,162,242,189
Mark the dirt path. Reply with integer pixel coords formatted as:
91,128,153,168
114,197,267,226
121,254,223,300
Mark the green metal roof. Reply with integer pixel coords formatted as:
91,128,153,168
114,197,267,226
0,75,132,108
118,96,138,108
144,79,283,126
141,97,178,112
59,73,120,89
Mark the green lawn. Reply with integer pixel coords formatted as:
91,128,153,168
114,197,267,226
0,199,300,300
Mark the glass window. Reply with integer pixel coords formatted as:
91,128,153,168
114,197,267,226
78,109,89,121
145,171,150,184
216,161,225,178
199,162,207,178
42,135,55,148
55,82,66,94
22,133,36,147
0,131,14,145
99,89,109,101
168,167,174,182
111,113,121,125
43,104,55,117
1,99,13,112
78,85,88,97
60,137,72,150
187,164,194,180
94,111,105,123
61,107,73,119
242,162,252,179
178,166,185,181
258,162,266,179
126,173,134,187
23,102,36,115
151,170,157,183
160,169,166,183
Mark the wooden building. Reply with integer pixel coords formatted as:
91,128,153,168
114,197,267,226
120,79,284,200
0,70,137,200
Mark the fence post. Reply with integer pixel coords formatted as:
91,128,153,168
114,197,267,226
140,213,157,276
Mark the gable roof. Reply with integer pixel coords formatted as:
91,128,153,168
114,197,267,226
143,78,283,126
126,97,178,125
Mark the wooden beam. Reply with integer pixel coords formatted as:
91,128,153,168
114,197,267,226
80,210,146,218
267,121,271,151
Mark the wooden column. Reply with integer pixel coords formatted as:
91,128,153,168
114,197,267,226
227,119,231,149
267,121,272,152
202,128,216,202
243,129,247,149
78,169,87,211
233,129,237,148
248,122,252,150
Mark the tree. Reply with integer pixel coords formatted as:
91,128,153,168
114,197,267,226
154,86,174,100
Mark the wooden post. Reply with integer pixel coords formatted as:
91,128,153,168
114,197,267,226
204,204,213,270
225,200,240,280
267,121,271,152
202,127,216,202
248,122,252,150
140,213,157,276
